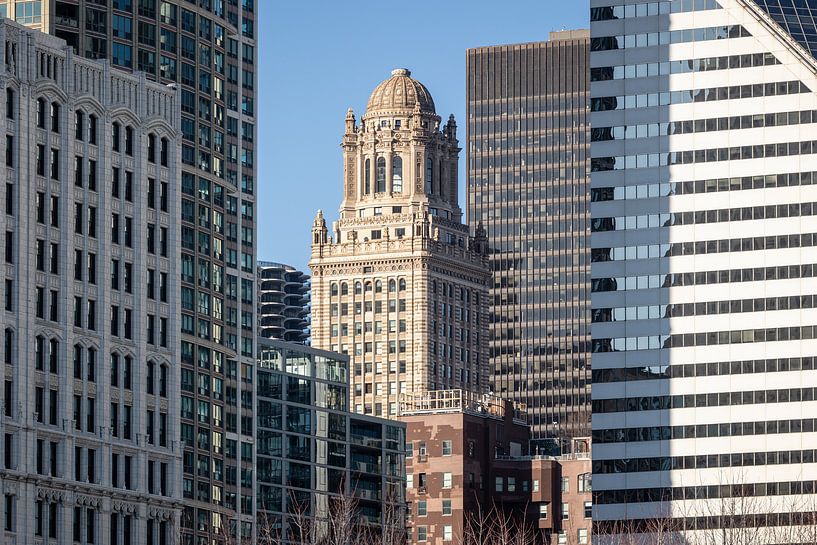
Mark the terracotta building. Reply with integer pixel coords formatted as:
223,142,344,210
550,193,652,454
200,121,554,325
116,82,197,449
400,390,592,544
309,69,491,419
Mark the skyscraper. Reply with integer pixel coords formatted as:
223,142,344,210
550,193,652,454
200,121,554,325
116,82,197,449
0,19,181,543
309,69,491,418
591,0,817,538
257,261,310,343
467,32,592,444
21,1,259,542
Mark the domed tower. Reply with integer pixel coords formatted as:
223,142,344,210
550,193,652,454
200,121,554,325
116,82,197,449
340,68,462,223
310,69,490,419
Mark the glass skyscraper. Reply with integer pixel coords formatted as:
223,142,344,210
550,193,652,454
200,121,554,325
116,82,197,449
591,0,817,540
467,32,592,445
12,1,259,542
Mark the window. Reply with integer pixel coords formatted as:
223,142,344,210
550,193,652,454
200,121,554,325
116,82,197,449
50,102,60,133
417,526,427,542
442,440,452,456
495,476,503,492
558,531,567,545
562,502,569,520
392,155,403,192
578,473,592,492
561,477,569,493
417,500,426,516
442,499,452,515
364,159,371,194
375,156,386,192
578,529,589,544
533,479,540,492
539,504,548,519
443,525,452,541
508,477,516,492
584,501,592,518
425,157,433,193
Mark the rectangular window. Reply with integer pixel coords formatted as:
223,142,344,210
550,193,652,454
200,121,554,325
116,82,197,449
442,439,452,456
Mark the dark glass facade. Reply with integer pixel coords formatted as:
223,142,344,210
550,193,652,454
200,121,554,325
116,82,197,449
754,0,817,57
466,32,591,445
257,339,405,542
45,1,258,542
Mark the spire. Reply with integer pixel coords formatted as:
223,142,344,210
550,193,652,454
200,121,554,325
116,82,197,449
345,108,356,134
312,210,328,246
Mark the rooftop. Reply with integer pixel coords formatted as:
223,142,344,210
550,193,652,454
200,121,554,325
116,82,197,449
398,389,527,424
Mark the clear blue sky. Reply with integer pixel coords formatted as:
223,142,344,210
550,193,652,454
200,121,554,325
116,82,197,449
257,0,590,271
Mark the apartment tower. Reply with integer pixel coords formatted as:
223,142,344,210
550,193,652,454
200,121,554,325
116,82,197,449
8,0,260,542
591,0,817,539
0,21,181,544
309,68,491,418
467,32,592,445
257,261,310,343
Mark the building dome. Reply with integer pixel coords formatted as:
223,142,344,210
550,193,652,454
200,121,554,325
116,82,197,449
364,68,436,119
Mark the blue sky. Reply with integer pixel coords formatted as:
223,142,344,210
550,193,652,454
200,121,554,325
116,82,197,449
257,0,590,271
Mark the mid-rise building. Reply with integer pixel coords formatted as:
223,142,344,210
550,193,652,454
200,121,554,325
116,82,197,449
309,68,491,418
21,1,260,542
400,390,592,544
466,32,592,444
257,261,310,343
591,0,817,539
0,20,182,544
256,339,406,542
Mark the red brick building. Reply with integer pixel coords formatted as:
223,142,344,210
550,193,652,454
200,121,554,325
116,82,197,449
400,390,591,545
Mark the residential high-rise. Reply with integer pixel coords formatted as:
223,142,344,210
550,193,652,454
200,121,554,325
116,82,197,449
467,32,592,445
257,261,310,343
309,68,491,419
0,20,181,543
22,1,259,543
256,339,406,542
591,0,817,538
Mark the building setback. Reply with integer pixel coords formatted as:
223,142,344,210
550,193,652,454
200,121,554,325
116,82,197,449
591,0,817,539
467,32,592,445
16,1,260,542
310,68,491,419
257,261,310,343
256,339,405,542
0,20,182,544
400,390,592,545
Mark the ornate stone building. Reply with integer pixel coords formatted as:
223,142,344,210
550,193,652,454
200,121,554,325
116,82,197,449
0,20,182,544
309,69,491,418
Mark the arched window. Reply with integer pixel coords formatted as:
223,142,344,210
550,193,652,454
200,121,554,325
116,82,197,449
147,361,155,394
88,114,98,144
376,157,386,193
340,282,348,296
364,159,371,194
392,156,403,193
36,98,46,128
354,282,362,295
425,157,433,193
330,283,338,296
87,348,96,382
74,344,83,379
399,278,407,291
123,355,133,389
112,122,121,151
375,280,383,293
50,102,60,133
388,279,396,293
75,110,84,140
364,282,372,293
48,338,59,373
35,335,45,369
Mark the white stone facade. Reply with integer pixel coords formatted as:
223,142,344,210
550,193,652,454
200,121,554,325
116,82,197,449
0,20,182,545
